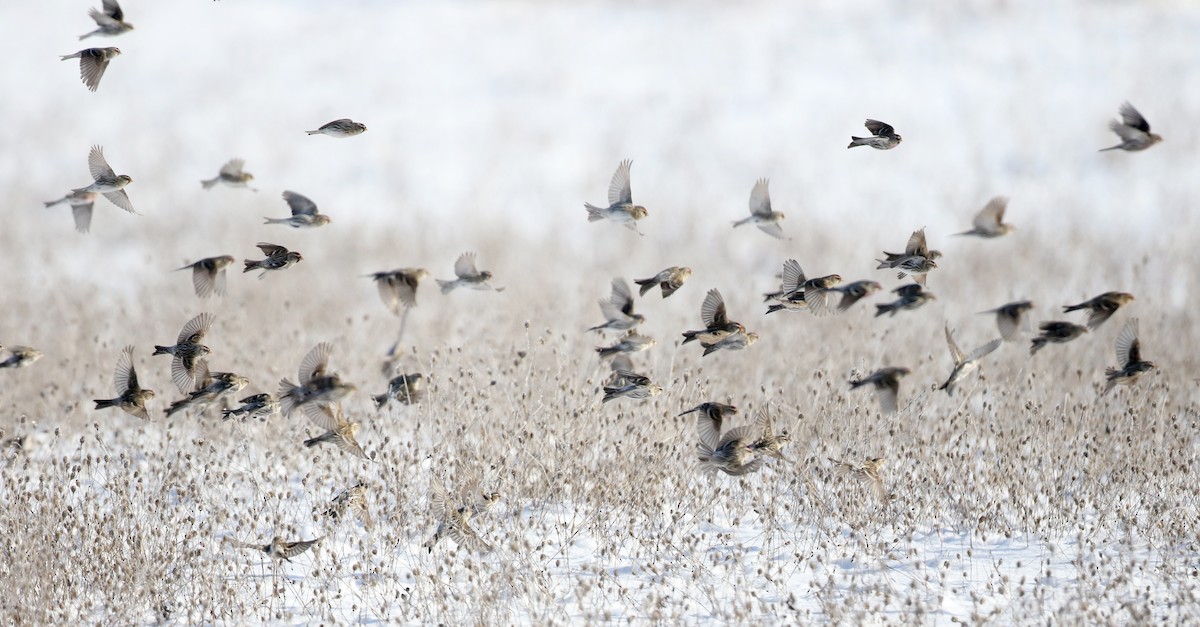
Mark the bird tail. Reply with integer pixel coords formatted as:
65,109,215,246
201,178,218,189
847,137,867,149
765,304,785,315
596,346,618,359
372,393,389,409
584,203,606,222
93,398,117,409
152,345,172,356
43,199,60,208
874,304,893,318
278,379,298,415
1062,304,1083,313
436,279,457,294
305,130,321,135
263,217,288,225
304,433,332,448
221,408,237,421
601,388,620,403
1098,145,1121,152
634,278,655,296
1104,367,1119,379
242,260,258,273
1029,338,1047,356
848,379,867,390
60,54,78,61
681,331,698,344
874,259,891,270
701,342,718,357
731,217,750,228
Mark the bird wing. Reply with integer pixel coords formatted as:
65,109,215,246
996,310,1020,342
428,480,452,518
299,342,334,384
695,410,722,452
282,191,319,216
756,221,787,240
88,145,117,181
335,431,368,459
721,457,764,476
974,196,1008,230
102,189,135,214
114,345,136,394
193,264,216,298
103,0,124,21
454,252,479,279
944,324,965,364
608,159,634,206
1115,318,1140,366
279,538,320,559
780,259,805,293
306,404,344,431
219,158,245,177
878,379,900,414
701,289,727,327
748,178,771,217
1119,102,1151,133
89,7,119,27
610,278,635,316
79,55,111,92
177,312,214,344
375,276,403,314
966,338,1002,363
71,203,94,234
905,228,928,257
864,119,895,137
255,242,288,257
614,370,650,386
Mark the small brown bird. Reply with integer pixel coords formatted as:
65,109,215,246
425,480,499,553
373,373,425,408
877,228,939,285
682,289,745,345
165,365,247,418
437,252,503,293
265,191,331,228
585,159,648,234
153,312,214,393
634,266,691,298
1029,321,1088,355
93,345,155,420
176,256,235,298
697,425,764,476
200,159,255,191
830,280,883,313
74,145,134,214
777,259,843,316
939,325,1002,395
243,243,303,278
979,301,1034,341
601,370,664,403
304,404,368,459
1100,102,1162,152
306,118,367,138
279,342,356,419
749,411,791,461
954,196,1014,238
849,367,909,414
367,268,430,313
848,119,902,150
1063,292,1135,330
235,537,322,562
831,457,888,501
79,0,133,39
701,330,759,357
731,178,787,239
43,191,97,234
60,47,121,92
221,393,279,421
324,483,373,531
1103,318,1156,395
874,284,936,317
589,278,644,333
0,346,43,369
596,331,656,359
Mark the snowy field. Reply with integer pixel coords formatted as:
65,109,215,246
2,0,1199,623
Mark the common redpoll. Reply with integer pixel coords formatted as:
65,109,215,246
1099,102,1162,152
585,159,648,234
848,119,902,150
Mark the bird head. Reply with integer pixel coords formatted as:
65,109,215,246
480,270,493,281
288,252,304,262
117,175,133,185
631,205,648,219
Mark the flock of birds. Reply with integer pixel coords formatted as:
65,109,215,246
2,0,1166,560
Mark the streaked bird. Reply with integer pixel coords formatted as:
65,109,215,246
769,259,842,316
589,278,644,333
425,480,500,553
1104,318,1156,395
43,191,97,234
93,345,155,420
954,196,1014,238
153,312,215,393
0,346,43,369
701,330,759,357
73,145,134,214
596,331,655,359
234,537,322,562
367,268,430,313
831,457,887,502
60,47,121,92
634,266,691,298
243,242,303,278
221,393,279,421
680,402,739,452
848,119,902,150
303,404,367,459
830,280,883,313
1063,292,1135,330
306,118,367,138
1030,321,1088,355
979,301,1034,342
176,255,235,298
732,178,787,239
682,289,745,345
601,370,663,403
200,158,255,191
373,373,425,408
849,367,909,414
697,425,763,477
264,191,331,228
79,0,133,39
876,228,938,285
874,284,936,317
437,252,502,293
584,159,648,234
324,483,373,531
939,324,1002,395
749,411,791,461
1099,102,1162,152
165,365,247,418
279,342,356,419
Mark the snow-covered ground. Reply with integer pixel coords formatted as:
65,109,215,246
1,0,1199,624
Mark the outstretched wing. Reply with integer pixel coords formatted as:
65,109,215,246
608,159,633,206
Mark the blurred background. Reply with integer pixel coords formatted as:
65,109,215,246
1,0,1197,419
